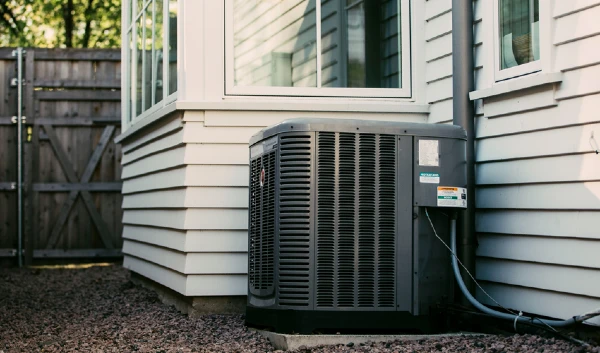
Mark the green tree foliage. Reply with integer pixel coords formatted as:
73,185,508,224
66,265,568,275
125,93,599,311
0,0,121,48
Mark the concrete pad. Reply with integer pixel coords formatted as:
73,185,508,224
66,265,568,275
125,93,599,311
254,330,484,351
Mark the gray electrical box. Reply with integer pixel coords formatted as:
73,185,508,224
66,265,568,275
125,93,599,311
246,118,467,334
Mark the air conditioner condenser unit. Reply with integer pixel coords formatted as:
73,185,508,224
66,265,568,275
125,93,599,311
246,118,467,334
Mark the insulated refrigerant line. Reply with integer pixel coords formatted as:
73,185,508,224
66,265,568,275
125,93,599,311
424,208,600,330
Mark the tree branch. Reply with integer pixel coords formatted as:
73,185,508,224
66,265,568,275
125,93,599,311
0,1,24,38
63,0,74,47
81,0,96,48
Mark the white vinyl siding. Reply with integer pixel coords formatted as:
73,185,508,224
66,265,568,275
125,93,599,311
472,0,600,325
426,0,485,125
424,0,454,124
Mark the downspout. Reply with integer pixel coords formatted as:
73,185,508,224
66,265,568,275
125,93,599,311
452,0,476,299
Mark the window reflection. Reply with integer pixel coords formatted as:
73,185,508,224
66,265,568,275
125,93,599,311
345,2,366,87
343,0,400,88
232,0,402,89
168,0,178,95
129,0,176,120
135,15,143,116
233,0,317,87
499,0,540,70
155,0,164,104
144,4,153,111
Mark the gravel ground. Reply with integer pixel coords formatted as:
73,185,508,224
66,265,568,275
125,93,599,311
0,264,596,353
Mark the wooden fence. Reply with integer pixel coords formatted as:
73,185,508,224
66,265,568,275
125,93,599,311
0,48,122,264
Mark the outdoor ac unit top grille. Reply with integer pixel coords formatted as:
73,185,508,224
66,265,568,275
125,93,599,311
316,132,397,308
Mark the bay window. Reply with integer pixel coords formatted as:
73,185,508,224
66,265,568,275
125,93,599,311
225,0,411,97
124,0,178,124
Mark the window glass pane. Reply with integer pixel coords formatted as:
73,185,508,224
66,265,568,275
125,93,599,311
129,31,134,121
499,0,540,70
135,15,143,116
137,0,144,16
168,0,178,95
154,0,164,104
321,0,401,88
380,0,401,88
128,0,133,26
144,4,153,111
232,0,317,87
346,2,366,87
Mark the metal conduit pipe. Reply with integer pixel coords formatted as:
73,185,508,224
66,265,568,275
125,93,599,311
450,217,600,328
452,0,477,299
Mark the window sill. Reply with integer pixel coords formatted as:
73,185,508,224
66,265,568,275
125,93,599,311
115,102,178,144
175,98,430,114
469,72,563,101
114,97,429,144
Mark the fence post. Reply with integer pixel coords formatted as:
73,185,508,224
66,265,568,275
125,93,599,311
12,47,24,267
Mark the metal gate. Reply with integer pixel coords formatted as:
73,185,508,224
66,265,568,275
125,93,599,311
0,48,123,266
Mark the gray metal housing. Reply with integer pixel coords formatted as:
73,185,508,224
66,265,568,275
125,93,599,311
247,118,466,329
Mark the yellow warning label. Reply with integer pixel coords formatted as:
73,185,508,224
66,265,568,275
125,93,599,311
437,186,467,208
438,187,458,191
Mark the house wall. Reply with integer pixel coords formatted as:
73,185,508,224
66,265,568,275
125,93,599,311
120,0,600,323
121,110,428,297
468,0,600,325
120,0,431,299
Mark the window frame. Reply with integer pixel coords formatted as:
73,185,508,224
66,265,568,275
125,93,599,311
492,0,545,82
124,0,179,127
224,0,412,98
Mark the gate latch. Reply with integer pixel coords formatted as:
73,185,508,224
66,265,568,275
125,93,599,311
10,116,26,124
10,78,26,87
11,49,26,57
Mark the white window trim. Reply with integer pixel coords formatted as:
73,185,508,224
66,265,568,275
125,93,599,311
224,0,412,98
121,0,130,129
492,0,549,82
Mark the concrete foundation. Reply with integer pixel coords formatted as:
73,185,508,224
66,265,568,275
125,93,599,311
255,330,484,351
130,272,246,316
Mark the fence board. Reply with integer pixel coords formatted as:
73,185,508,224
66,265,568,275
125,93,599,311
0,48,122,263
36,90,121,101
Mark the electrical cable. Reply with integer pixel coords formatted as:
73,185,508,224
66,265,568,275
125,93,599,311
424,208,600,331
445,306,591,347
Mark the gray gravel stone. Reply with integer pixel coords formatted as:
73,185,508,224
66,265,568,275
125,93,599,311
0,265,596,352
